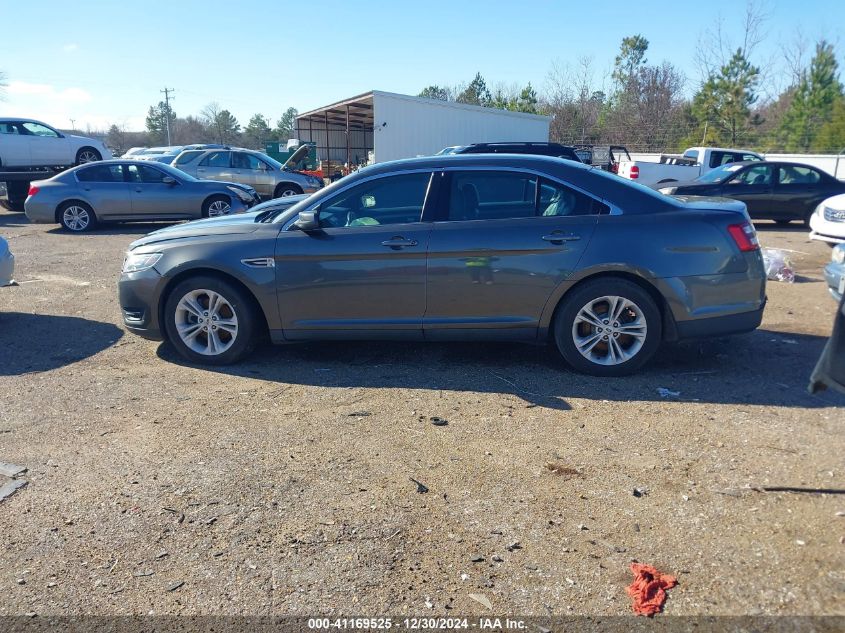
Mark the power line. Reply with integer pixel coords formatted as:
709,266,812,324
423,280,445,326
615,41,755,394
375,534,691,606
160,87,175,145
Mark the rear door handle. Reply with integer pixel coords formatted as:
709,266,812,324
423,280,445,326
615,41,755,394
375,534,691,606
542,233,581,243
381,237,418,249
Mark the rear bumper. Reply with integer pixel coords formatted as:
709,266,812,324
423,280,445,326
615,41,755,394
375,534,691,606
824,262,844,302
675,303,765,340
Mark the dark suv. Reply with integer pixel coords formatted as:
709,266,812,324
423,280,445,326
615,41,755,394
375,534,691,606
438,142,582,163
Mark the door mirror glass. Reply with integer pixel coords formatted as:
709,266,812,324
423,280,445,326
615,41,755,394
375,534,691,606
361,194,376,208
293,210,320,231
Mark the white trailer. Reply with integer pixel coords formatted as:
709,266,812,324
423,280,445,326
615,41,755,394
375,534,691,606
295,90,551,170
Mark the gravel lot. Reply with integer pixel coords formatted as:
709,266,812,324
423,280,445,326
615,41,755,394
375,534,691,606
0,209,843,617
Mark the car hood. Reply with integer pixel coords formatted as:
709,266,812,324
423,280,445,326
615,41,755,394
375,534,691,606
282,143,309,169
129,211,265,249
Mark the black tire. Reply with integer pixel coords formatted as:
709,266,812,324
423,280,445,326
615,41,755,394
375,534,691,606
75,147,102,165
656,178,677,184
775,219,792,226
274,183,302,199
163,275,258,365
58,201,97,232
553,278,662,377
202,195,231,218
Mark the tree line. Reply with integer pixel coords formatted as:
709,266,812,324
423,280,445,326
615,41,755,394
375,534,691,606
417,30,844,154
105,104,300,155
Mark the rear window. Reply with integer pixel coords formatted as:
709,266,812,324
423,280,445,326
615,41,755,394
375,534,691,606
76,164,124,182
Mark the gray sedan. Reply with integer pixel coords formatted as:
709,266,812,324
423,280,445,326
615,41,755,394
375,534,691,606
172,146,323,200
24,160,260,232
118,154,767,376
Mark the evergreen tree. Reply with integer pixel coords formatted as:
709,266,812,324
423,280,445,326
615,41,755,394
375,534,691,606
777,40,843,151
418,85,450,101
457,73,491,107
690,48,760,146
275,107,299,140
145,101,176,145
815,96,845,152
244,114,274,149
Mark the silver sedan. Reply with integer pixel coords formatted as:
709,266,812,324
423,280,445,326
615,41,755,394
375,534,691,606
173,147,323,200
24,160,260,232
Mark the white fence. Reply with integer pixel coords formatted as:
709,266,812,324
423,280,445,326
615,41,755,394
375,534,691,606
628,152,845,179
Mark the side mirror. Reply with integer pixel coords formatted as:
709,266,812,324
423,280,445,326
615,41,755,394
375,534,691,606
293,210,320,231
162,176,177,185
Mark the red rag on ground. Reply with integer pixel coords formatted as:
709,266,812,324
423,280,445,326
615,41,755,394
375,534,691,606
626,563,677,616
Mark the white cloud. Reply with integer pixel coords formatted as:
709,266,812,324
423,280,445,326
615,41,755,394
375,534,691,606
7,81,92,104
62,43,79,53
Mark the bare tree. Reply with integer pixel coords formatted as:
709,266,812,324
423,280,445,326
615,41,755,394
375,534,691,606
694,0,770,81
0,70,7,101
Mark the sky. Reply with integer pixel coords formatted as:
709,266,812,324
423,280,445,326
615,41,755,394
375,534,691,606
0,0,842,133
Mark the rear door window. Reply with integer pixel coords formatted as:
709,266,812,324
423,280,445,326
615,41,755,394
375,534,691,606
76,164,125,182
777,165,822,184
199,151,231,168
448,171,537,221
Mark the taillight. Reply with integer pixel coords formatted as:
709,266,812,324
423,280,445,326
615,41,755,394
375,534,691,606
28,185,40,197
629,165,639,179
728,222,760,252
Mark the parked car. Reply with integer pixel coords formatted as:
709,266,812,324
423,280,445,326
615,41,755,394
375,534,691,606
0,118,112,167
118,154,766,376
438,142,582,163
823,244,845,302
809,193,845,246
120,147,148,158
172,146,323,200
25,160,260,232
617,147,763,186
655,161,845,225
0,235,14,286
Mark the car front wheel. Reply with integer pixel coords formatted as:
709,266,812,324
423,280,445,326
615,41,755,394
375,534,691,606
274,184,302,198
163,276,257,365
553,278,662,376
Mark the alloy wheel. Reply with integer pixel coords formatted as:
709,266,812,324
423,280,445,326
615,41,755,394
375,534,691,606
63,205,91,231
207,200,231,217
571,295,648,366
77,150,100,163
174,289,238,356
279,189,297,197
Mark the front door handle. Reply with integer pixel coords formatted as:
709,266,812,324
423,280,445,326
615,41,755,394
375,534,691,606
381,237,418,249
542,232,581,244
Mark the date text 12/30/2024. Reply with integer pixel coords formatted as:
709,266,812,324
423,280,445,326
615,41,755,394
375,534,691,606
307,618,528,630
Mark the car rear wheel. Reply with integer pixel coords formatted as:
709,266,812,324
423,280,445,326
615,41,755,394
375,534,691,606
775,219,792,226
553,278,662,376
274,184,302,198
59,201,97,232
164,276,258,365
75,148,102,165
202,195,231,218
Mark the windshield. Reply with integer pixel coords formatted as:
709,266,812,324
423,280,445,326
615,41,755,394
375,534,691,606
260,153,284,169
696,163,744,183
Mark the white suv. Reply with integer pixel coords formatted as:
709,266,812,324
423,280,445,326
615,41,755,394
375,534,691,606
0,118,112,168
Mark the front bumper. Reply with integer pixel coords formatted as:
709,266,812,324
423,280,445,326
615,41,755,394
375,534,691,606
824,261,845,302
118,267,167,340
809,211,845,244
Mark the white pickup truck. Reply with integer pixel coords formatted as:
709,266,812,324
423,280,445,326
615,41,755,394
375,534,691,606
616,146,764,186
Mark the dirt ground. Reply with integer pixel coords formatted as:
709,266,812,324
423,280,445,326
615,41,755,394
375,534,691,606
0,209,843,618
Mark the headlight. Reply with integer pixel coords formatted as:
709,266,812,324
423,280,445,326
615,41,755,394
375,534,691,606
658,187,677,195
226,185,252,202
833,246,845,265
122,252,162,273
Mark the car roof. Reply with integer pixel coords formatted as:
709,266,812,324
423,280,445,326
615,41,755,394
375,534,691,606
0,117,47,124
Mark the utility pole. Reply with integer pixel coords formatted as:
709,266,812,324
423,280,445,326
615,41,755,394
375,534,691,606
160,87,175,145
69,118,76,131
